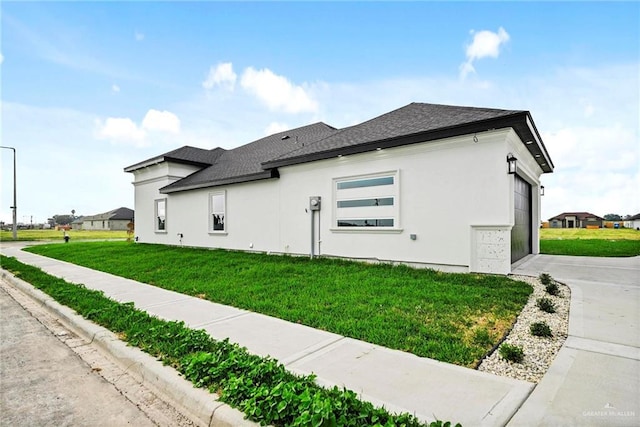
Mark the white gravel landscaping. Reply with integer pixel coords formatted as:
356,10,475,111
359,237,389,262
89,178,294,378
477,274,570,383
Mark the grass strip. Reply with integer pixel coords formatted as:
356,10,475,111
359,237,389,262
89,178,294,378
1,255,460,427
540,239,640,257
0,229,129,241
26,241,532,367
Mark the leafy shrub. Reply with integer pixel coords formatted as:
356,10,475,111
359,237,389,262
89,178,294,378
499,343,524,363
530,321,553,337
539,273,553,285
545,282,560,296
537,297,556,313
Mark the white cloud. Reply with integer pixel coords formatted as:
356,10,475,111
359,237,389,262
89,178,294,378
460,27,510,79
95,109,180,147
97,117,146,145
264,122,290,135
141,109,181,133
112,84,120,93
203,62,237,90
135,31,144,41
241,67,318,113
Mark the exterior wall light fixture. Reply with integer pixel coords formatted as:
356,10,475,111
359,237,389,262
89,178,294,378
540,185,545,196
507,153,517,174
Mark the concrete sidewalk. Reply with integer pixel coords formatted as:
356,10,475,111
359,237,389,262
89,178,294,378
0,243,533,426
510,255,640,426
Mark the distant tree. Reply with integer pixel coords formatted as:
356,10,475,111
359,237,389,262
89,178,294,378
603,214,622,221
52,214,74,225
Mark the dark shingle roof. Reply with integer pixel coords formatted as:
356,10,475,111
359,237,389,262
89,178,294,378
548,212,604,221
269,103,523,162
125,102,554,194
124,146,223,172
160,122,337,193
81,207,134,221
627,213,640,221
263,103,553,172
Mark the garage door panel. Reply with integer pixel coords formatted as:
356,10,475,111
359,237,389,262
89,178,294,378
511,175,532,263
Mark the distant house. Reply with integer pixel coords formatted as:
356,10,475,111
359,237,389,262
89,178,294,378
125,102,554,275
548,212,604,229
78,207,134,231
624,213,640,230
71,216,84,229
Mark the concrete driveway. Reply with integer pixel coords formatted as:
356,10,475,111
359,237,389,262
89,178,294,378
509,255,640,426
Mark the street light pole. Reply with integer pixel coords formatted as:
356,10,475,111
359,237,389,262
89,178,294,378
0,146,17,240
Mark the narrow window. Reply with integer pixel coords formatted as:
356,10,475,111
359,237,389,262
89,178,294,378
155,199,166,232
210,192,226,232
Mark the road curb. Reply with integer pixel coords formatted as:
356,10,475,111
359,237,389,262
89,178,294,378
0,269,257,427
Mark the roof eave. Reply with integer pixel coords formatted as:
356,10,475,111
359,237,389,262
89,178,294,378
160,169,279,194
124,156,212,173
262,113,554,173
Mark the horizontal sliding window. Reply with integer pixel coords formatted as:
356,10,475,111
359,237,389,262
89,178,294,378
334,172,399,230
337,197,394,208
337,219,394,227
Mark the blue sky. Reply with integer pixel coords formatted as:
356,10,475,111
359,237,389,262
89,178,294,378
1,1,639,225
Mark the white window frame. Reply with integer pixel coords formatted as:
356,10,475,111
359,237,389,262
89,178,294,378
155,198,167,233
332,170,401,233
209,191,227,234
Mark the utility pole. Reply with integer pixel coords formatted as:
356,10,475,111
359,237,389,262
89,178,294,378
0,146,17,240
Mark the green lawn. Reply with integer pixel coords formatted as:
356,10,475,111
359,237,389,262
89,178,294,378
0,229,129,241
540,228,640,257
0,255,442,427
25,241,532,367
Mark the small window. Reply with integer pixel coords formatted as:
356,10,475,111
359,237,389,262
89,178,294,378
337,219,394,227
337,176,394,190
155,199,166,232
337,197,394,208
210,192,226,232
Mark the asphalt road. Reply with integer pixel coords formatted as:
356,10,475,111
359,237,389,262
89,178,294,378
0,282,188,427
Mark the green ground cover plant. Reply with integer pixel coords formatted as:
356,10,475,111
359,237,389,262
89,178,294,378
0,229,128,241
530,321,553,338
26,241,532,367
539,274,560,296
498,344,524,363
540,228,640,257
536,297,556,314
1,255,458,427
544,282,560,297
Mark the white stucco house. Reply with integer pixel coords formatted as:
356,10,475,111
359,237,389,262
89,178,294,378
624,213,640,230
125,103,554,274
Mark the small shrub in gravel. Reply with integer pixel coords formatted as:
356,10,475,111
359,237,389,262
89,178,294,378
530,321,553,337
537,297,556,313
539,273,553,285
545,282,560,296
499,343,524,363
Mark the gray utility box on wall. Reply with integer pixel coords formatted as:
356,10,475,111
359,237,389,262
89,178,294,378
309,196,321,211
